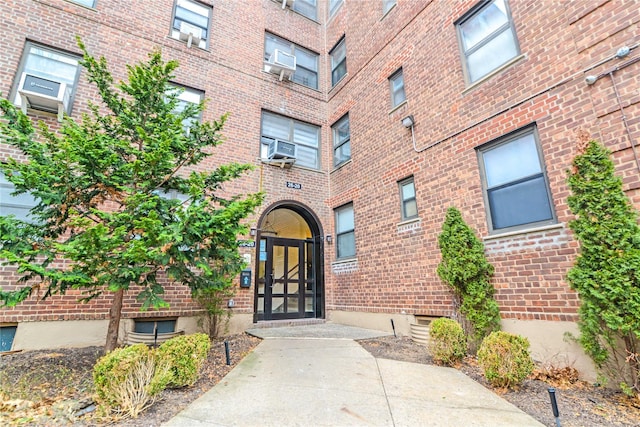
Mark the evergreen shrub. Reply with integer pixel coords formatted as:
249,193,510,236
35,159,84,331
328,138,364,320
93,343,171,417
428,317,467,366
477,331,534,388
158,333,211,388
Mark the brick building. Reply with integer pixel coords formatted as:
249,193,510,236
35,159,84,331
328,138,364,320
1,0,639,377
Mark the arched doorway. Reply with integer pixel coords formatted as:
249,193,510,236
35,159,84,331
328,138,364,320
254,201,324,322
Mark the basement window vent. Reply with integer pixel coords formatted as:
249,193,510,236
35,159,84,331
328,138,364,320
1,324,18,352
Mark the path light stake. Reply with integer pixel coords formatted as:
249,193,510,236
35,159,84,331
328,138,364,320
224,340,231,365
390,319,396,338
548,387,561,427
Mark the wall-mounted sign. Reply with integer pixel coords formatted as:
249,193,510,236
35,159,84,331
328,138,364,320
238,240,256,247
286,181,302,190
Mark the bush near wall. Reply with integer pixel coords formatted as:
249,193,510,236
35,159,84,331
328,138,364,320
477,331,534,388
93,344,172,418
428,317,467,366
158,333,211,388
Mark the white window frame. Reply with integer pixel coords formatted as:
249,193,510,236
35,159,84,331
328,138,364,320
332,114,350,167
399,176,418,221
260,111,320,170
170,0,212,50
293,0,317,20
329,0,344,17
335,203,355,259
389,68,406,108
168,84,204,133
68,0,96,7
477,125,556,233
383,0,396,15
455,0,520,84
11,42,81,117
0,172,38,223
264,33,319,90
330,37,347,87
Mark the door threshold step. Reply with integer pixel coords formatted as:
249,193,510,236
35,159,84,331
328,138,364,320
251,318,326,329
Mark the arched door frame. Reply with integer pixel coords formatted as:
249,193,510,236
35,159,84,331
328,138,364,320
253,200,325,322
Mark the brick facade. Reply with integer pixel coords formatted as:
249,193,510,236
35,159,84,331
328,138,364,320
1,0,639,358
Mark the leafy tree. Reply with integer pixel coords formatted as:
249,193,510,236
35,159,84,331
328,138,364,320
437,207,501,349
567,139,640,396
0,39,263,352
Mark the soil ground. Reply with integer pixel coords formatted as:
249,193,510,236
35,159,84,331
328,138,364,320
1,333,640,426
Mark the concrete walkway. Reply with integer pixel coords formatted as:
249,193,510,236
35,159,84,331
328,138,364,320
162,323,544,427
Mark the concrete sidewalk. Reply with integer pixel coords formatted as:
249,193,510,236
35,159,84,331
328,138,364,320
162,324,544,427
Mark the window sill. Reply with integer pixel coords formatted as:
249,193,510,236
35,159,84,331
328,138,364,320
332,257,357,265
381,3,397,20
331,158,352,173
483,222,563,242
168,36,210,52
389,100,408,115
462,53,527,95
329,73,349,93
397,217,421,233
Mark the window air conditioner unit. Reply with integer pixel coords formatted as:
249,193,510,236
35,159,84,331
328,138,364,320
282,0,295,9
264,49,296,81
18,73,70,122
267,139,297,164
179,21,203,48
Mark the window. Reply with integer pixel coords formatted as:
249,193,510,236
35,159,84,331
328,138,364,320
0,172,38,222
383,0,396,14
12,43,81,117
264,33,319,89
389,68,406,108
261,111,320,169
169,84,204,132
71,0,96,8
332,114,350,167
456,0,520,84
69,0,96,7
1,325,18,352
399,177,417,220
477,126,555,232
134,319,176,334
171,0,212,50
329,0,344,17
335,203,355,259
293,0,317,20
330,37,347,86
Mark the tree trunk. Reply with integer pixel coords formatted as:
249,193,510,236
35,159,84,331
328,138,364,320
105,288,125,353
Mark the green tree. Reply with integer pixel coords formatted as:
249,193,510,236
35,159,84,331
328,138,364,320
437,207,501,349
567,139,640,395
0,39,263,352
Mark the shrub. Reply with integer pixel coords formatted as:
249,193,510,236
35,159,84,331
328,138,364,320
437,207,501,350
158,333,211,388
93,344,171,418
478,331,534,388
194,287,234,338
428,318,467,366
567,138,640,396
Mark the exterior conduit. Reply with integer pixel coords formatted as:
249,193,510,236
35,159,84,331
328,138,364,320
609,68,640,171
412,42,640,154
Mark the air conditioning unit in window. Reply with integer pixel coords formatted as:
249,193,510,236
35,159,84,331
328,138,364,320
17,73,70,122
281,0,295,9
179,21,203,48
267,139,297,167
264,49,296,81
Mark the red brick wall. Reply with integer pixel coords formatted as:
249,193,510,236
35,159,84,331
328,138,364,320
0,0,330,324
325,0,640,322
1,0,639,329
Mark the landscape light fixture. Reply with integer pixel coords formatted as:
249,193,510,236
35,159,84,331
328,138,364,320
401,115,415,128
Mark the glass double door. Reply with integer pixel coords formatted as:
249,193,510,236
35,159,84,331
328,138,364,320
256,237,316,320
